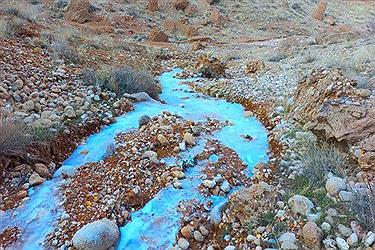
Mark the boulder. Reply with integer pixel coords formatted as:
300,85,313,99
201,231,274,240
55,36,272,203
195,55,225,79
34,163,51,178
288,195,314,215
302,221,323,248
173,0,188,10
326,176,346,195
65,0,99,23
72,219,119,250
183,132,195,145
244,60,265,75
291,69,375,170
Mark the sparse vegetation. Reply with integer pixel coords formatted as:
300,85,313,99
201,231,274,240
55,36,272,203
0,116,33,162
0,17,25,38
349,184,375,231
82,66,161,99
297,142,346,187
2,1,37,22
50,40,80,64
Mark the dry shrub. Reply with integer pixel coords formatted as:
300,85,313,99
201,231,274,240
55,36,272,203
0,17,25,38
82,66,161,99
298,142,346,187
0,116,32,161
350,184,375,231
50,40,80,63
2,1,37,22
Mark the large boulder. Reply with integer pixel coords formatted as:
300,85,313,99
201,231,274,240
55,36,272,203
72,219,119,250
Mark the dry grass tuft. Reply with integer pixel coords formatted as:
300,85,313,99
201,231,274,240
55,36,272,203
350,184,375,231
0,115,33,161
298,142,346,187
82,66,161,99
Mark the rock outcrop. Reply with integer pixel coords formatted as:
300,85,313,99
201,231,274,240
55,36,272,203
195,55,225,78
291,69,375,170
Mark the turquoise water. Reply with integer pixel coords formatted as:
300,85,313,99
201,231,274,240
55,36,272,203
0,69,268,249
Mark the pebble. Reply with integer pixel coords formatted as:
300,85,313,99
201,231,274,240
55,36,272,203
336,236,349,250
193,231,204,242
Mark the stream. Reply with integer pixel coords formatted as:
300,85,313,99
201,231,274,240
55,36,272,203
0,69,269,249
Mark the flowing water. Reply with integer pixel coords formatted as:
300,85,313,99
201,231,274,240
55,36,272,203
0,69,269,249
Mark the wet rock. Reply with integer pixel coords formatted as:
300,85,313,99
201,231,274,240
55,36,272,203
29,173,44,186
326,176,346,195
302,221,323,248
138,115,151,128
15,190,28,199
220,181,230,192
177,237,190,249
72,218,119,250
288,195,314,215
210,200,227,225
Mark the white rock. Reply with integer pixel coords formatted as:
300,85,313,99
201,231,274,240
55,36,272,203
365,231,375,247
178,238,190,250
321,222,331,233
326,176,346,195
203,179,216,189
288,195,314,215
336,236,349,250
337,224,352,238
347,233,358,247
279,232,296,243
72,219,119,250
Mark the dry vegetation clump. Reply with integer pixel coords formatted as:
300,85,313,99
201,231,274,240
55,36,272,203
297,142,346,187
0,116,33,164
2,1,38,22
50,40,80,63
349,184,375,231
82,66,161,99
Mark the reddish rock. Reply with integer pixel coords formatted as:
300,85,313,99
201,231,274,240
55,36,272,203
312,0,327,21
149,29,169,42
173,0,188,10
291,69,375,170
302,221,323,248
148,0,159,12
244,60,265,75
210,8,226,26
34,163,51,178
65,0,98,23
195,55,226,78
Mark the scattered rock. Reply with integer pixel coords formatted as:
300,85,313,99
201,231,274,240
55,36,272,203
336,236,349,250
138,115,151,128
177,237,190,250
